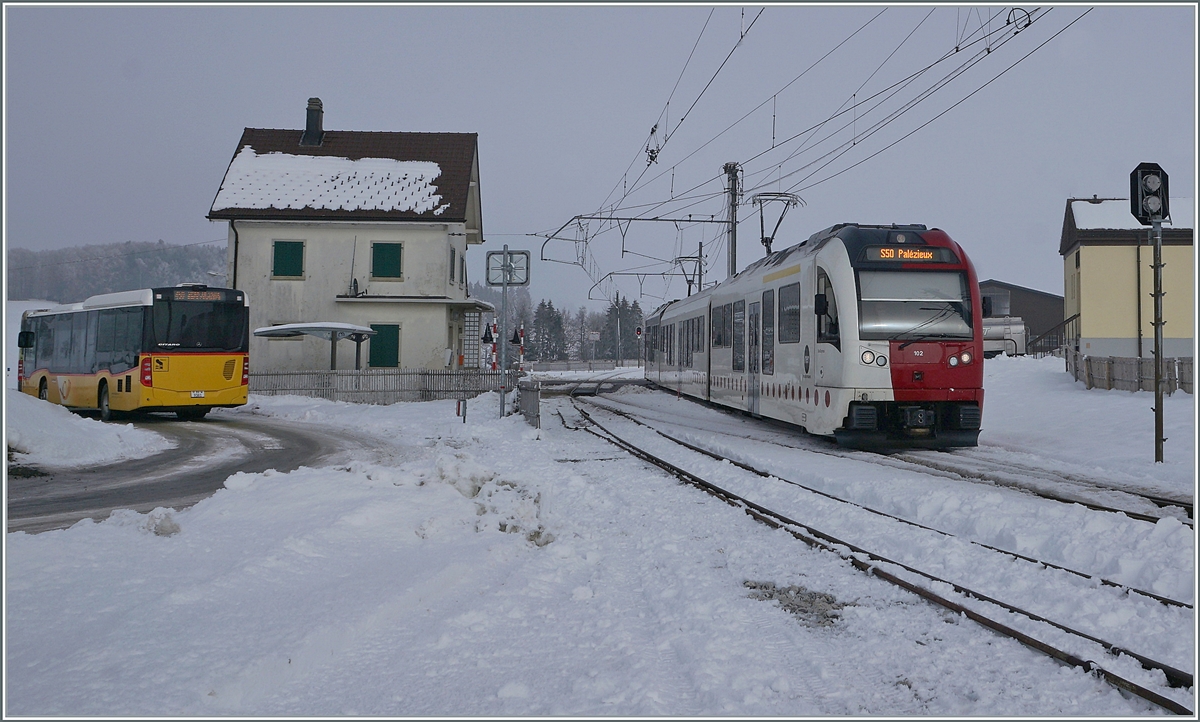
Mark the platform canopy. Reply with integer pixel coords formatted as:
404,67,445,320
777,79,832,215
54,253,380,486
253,322,377,370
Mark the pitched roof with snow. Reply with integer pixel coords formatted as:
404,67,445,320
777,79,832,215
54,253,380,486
1060,196,1194,255
1070,197,1193,231
208,129,478,223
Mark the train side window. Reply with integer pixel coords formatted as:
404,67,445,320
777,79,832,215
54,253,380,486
816,269,840,349
710,305,722,347
722,304,733,350
697,314,705,350
778,282,800,344
732,300,745,371
762,289,775,375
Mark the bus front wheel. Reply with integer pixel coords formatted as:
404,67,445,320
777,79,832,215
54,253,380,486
98,383,112,422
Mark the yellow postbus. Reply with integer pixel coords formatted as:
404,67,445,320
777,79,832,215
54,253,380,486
18,284,250,420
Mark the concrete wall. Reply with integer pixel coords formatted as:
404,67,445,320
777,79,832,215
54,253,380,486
1067,243,1193,357
227,220,474,371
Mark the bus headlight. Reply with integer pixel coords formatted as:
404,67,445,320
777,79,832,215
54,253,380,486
861,350,876,365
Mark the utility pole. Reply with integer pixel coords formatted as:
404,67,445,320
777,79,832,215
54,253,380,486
1129,163,1170,462
500,244,509,418
1151,216,1165,462
724,162,740,278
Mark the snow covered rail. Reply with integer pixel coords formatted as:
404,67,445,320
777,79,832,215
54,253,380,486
568,401,1194,715
600,391,1193,527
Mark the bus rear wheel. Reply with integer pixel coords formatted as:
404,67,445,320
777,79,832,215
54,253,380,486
38,379,48,401
176,407,210,421
98,383,112,422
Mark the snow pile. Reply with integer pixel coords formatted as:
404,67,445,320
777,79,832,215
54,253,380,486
211,145,449,215
5,389,172,467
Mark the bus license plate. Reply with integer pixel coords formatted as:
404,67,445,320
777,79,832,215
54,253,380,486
191,391,206,398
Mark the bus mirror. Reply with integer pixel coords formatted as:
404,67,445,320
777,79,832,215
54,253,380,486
814,294,828,317
17,331,35,348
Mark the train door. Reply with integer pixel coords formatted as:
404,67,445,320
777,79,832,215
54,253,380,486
815,268,843,392
705,302,713,401
747,301,761,416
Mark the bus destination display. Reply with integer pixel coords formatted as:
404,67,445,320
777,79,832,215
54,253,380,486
863,246,956,263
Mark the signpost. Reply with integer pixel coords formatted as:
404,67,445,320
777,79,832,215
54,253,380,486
485,248,531,417
1129,163,1170,463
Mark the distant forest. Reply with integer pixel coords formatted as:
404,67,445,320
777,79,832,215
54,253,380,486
7,241,226,303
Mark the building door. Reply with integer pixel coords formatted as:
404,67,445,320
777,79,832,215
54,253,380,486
369,324,400,368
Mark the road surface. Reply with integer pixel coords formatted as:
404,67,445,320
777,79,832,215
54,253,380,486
7,413,369,534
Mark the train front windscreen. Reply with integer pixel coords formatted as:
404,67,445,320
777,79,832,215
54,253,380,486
855,270,973,341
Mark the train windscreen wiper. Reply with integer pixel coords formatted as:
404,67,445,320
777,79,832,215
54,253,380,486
898,333,954,350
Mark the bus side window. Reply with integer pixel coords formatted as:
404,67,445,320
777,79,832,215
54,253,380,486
96,309,116,371
51,315,71,374
85,311,99,373
123,308,145,369
35,318,53,372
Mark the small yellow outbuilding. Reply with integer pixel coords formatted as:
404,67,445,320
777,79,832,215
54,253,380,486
1060,196,1194,359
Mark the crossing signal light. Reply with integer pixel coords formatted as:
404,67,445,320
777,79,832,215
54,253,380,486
1130,162,1169,226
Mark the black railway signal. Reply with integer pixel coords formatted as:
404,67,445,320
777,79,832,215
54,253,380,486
1130,162,1169,226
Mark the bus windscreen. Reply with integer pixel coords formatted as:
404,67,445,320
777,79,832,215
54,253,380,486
151,300,248,351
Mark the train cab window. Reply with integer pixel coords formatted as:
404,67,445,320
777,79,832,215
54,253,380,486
816,269,840,349
778,282,800,344
732,300,746,371
762,289,775,375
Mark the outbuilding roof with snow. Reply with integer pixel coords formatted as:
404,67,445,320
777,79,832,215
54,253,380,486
208,126,480,226
1059,196,1193,256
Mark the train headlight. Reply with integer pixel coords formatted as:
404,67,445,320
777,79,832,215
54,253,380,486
876,355,887,367
949,355,960,367
960,352,973,365
861,350,876,365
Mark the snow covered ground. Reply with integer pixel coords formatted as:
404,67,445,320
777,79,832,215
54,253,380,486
4,355,1195,715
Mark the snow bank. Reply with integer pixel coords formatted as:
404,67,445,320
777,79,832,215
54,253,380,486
5,389,172,467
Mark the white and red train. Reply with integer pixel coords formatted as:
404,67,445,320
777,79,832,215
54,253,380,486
644,223,984,449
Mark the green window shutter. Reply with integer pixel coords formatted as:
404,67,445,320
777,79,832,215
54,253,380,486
372,243,402,279
368,324,400,367
273,241,304,277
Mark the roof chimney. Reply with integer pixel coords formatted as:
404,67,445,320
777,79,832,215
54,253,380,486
300,97,324,146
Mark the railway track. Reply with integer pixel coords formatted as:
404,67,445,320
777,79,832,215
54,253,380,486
598,390,1192,527
560,398,1194,715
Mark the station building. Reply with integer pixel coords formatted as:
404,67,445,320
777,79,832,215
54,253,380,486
208,99,491,372
1060,196,1194,359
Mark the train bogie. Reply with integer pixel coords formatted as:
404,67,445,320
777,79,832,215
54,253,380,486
645,223,984,450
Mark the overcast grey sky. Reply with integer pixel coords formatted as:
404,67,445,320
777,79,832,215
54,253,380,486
4,4,1196,311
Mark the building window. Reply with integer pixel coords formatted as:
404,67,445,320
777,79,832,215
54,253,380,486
460,256,466,285
369,324,400,367
372,242,403,280
272,241,305,278
450,248,457,282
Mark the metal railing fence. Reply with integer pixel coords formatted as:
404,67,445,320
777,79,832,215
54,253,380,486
1066,351,1193,394
249,369,521,405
